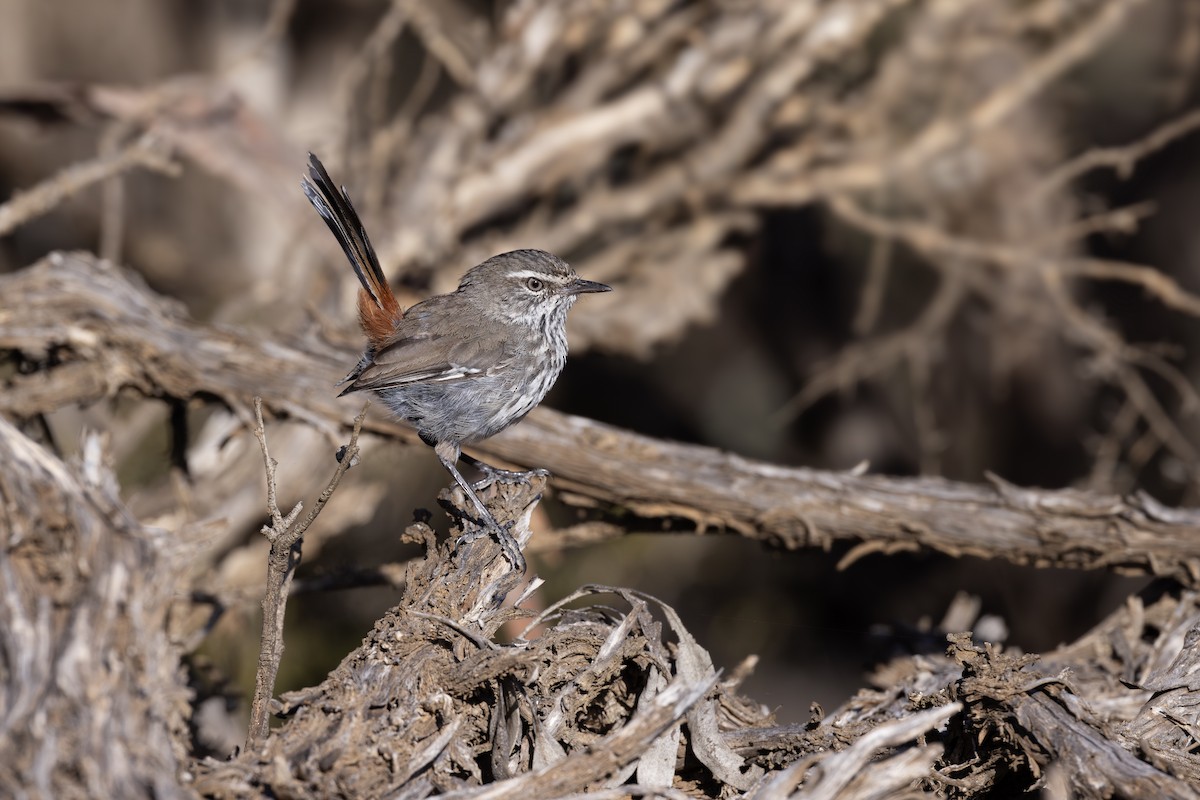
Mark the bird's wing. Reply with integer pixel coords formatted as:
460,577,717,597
343,336,487,392
341,298,513,394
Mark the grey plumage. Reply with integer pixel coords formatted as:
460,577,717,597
341,250,604,446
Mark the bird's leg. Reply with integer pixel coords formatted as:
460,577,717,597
460,451,550,491
433,440,526,573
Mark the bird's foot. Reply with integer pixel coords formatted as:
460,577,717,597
439,453,534,574
469,463,551,492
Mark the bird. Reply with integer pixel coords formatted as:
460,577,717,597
301,153,610,569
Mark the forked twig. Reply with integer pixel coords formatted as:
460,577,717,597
246,397,370,749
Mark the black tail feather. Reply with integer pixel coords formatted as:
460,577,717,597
301,153,390,310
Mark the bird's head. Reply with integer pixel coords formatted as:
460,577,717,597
458,249,611,326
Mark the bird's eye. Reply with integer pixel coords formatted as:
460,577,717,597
525,277,544,292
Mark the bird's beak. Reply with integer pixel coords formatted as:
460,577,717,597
567,278,612,295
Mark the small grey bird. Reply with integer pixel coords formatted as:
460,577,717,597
302,154,610,568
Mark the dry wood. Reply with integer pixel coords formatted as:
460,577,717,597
5,252,1200,796
245,399,368,748
193,475,739,798
1,0,1189,494
7,392,1200,797
184,460,970,799
4,252,1200,585
0,416,192,798
5,0,1200,796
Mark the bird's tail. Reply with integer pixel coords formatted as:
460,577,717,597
302,153,402,344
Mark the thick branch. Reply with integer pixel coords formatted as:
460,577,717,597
4,252,1200,583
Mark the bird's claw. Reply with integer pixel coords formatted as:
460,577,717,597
470,465,551,491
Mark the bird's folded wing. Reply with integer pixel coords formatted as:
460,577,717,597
344,333,506,392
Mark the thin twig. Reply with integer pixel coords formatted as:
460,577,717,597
1164,0,1200,109
406,0,478,89
1036,107,1200,196
735,0,1148,207
223,0,298,72
365,49,442,215
245,397,370,749
0,134,178,237
773,270,967,425
822,194,1200,485
332,0,412,173
1039,269,1200,484
98,121,138,263
827,194,1200,317
852,223,894,336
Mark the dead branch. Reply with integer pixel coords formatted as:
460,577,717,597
1037,108,1200,193
197,477,736,797
809,195,1200,482
5,252,1200,585
824,195,1200,319
2,0,1143,362
729,585,1200,799
796,703,961,800
245,398,367,748
3,0,1189,492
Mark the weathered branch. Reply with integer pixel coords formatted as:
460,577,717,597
4,252,1200,584
9,395,1200,797
0,415,191,798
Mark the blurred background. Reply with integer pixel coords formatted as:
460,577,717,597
1,0,1196,743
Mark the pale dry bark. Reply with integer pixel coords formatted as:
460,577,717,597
0,416,192,798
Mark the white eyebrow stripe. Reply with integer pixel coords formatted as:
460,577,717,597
506,269,557,282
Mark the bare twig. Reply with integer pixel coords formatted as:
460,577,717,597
826,195,1200,318
97,121,139,262
1164,0,1200,109
0,134,177,237
364,49,442,215
246,397,369,749
809,194,1200,485
797,703,961,800
852,219,894,336
405,0,481,89
331,0,412,174
774,270,967,424
1037,107,1200,195
735,0,1149,207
